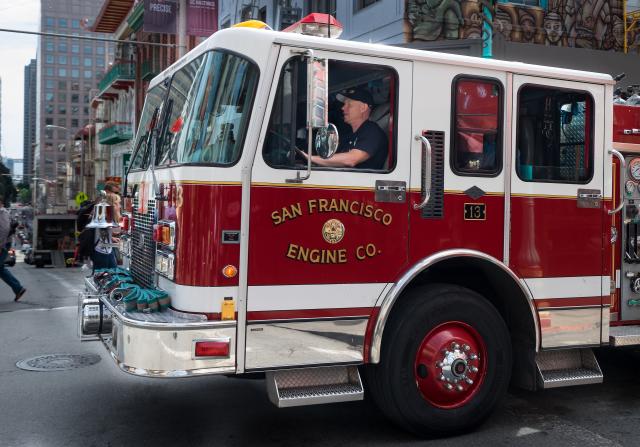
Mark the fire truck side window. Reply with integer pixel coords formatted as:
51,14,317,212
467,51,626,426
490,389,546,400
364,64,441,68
516,86,593,183
130,82,169,170
263,57,396,172
451,77,502,175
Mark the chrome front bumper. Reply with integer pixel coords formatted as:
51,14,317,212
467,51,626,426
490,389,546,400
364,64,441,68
81,277,237,378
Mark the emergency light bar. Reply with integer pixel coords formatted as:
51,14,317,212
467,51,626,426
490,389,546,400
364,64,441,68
282,13,343,39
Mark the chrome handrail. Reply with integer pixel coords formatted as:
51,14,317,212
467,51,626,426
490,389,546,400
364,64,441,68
609,149,625,215
413,135,432,210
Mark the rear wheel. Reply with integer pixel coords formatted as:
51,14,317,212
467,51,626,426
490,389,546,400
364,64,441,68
367,284,512,437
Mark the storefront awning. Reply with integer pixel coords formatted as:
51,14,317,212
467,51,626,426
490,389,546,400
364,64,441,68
92,0,135,33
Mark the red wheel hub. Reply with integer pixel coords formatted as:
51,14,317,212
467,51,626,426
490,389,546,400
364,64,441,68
413,321,487,409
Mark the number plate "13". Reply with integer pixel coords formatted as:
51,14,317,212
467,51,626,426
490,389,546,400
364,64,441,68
464,203,486,220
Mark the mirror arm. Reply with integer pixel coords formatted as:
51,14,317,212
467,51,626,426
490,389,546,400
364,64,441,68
287,49,315,184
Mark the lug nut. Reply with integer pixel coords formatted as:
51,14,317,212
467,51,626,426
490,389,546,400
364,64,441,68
463,344,470,351
446,383,453,390
452,342,460,350
470,354,478,360
437,362,443,368
470,366,478,373
440,375,445,381
456,385,463,391
465,378,474,385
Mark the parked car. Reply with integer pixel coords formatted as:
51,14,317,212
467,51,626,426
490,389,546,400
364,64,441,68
24,248,33,265
5,248,16,267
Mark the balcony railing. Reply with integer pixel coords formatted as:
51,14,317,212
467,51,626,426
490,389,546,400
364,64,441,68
98,122,133,145
141,59,160,81
98,61,135,97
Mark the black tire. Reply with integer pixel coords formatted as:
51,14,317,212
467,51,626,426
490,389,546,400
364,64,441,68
35,262,44,268
8,261,15,267
367,284,512,437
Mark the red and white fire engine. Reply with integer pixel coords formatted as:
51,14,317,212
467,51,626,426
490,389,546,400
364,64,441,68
79,14,640,436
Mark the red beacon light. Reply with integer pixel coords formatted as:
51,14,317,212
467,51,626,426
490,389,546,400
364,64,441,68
282,13,343,39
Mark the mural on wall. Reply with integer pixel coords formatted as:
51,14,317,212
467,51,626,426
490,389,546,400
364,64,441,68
405,0,624,52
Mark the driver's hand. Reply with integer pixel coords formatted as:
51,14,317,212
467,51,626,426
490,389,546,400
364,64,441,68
295,148,308,160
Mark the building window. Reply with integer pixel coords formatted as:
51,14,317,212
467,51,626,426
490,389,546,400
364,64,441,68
72,56,79,66
59,68,67,77
451,77,503,175
59,55,67,65
59,93,67,102
72,106,79,115
58,80,67,90
45,17,55,27
516,85,593,183
46,80,54,89
71,82,80,91
45,40,54,52
72,44,79,53
46,104,54,114
45,93,54,101
84,46,92,55
71,94,79,103
308,0,336,15
46,118,53,125
58,118,66,127
45,54,54,64
72,19,80,29
355,0,379,11
84,57,92,67
46,67,54,76
59,42,67,52
84,70,92,79
96,46,104,55
71,69,80,78
59,105,67,115
97,58,105,67
72,119,79,128
59,18,67,28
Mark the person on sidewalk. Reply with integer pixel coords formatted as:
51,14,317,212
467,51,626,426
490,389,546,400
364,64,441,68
0,200,25,301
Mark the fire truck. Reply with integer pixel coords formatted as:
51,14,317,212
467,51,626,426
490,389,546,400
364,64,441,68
78,14,640,436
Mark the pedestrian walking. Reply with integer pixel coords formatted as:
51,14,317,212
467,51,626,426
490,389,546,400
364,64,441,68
0,199,25,301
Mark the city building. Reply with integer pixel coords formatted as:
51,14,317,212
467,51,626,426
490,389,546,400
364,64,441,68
89,0,217,184
23,59,37,180
219,0,640,86
35,0,110,213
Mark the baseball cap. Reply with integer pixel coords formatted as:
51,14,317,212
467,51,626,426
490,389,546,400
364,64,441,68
336,87,374,108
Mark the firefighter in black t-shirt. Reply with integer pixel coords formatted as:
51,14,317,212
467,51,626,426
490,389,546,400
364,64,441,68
303,87,387,170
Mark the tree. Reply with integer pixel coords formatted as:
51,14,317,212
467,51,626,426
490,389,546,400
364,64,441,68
0,162,17,207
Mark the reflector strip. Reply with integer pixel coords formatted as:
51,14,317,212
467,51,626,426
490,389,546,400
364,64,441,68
194,339,230,358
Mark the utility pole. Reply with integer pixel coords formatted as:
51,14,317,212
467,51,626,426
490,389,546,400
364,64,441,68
178,0,188,58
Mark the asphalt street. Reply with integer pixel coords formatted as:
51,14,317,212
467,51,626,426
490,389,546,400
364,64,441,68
1,258,639,446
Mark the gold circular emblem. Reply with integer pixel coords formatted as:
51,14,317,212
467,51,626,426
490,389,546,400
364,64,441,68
322,219,345,244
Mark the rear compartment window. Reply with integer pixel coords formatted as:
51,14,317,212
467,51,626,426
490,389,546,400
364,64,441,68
516,85,593,183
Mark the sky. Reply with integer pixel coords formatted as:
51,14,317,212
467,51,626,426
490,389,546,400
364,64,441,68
0,0,38,160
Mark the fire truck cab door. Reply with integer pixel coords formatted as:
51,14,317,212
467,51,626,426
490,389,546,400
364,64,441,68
244,47,412,370
509,74,606,348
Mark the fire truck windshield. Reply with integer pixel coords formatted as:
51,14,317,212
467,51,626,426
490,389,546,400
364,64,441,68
129,50,259,170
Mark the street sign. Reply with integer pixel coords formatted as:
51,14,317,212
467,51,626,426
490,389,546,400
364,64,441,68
75,192,89,206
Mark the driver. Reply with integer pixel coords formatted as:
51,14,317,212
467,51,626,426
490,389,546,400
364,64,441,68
304,87,387,169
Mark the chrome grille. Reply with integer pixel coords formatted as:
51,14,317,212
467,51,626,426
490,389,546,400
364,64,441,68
131,197,156,288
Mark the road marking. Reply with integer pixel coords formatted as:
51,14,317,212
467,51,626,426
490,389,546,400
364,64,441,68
42,271,83,294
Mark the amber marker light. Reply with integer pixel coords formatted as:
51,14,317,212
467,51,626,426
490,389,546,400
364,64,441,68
222,265,238,278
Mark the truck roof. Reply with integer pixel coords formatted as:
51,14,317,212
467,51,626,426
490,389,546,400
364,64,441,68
149,27,614,90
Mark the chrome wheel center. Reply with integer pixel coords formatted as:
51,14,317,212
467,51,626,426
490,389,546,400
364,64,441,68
435,342,480,391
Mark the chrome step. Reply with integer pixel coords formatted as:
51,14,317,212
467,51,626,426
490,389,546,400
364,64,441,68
536,348,603,389
266,365,364,408
610,325,640,347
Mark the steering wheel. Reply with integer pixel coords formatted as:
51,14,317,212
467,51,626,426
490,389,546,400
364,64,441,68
267,129,306,165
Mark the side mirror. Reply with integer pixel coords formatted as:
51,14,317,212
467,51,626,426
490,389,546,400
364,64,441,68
315,123,339,159
308,58,328,129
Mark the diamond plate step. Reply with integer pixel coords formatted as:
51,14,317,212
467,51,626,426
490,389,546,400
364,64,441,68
610,325,640,346
266,365,364,408
536,348,603,389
